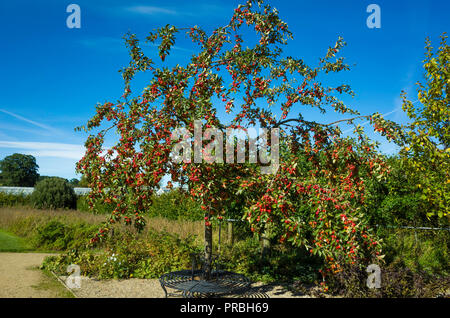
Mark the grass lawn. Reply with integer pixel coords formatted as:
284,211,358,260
0,229,31,252
31,267,76,298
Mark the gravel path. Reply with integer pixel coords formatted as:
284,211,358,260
65,277,166,298
60,276,308,298
0,252,56,298
0,252,307,298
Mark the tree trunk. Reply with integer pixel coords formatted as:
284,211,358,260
261,224,271,260
204,213,213,280
261,232,270,256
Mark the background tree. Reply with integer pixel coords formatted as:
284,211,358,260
400,33,449,219
68,178,80,187
364,155,426,227
38,176,51,182
0,153,39,187
77,175,90,187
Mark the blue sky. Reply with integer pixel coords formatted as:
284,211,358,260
0,0,448,180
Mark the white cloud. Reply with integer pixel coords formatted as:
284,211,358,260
0,141,85,160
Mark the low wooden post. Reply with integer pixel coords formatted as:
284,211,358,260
227,222,234,245
204,217,213,280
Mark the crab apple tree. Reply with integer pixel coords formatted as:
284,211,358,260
77,0,397,279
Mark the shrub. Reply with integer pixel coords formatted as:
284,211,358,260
35,220,69,250
326,261,450,298
364,156,449,228
0,192,30,207
31,177,76,210
32,219,98,251
41,228,200,279
122,230,199,279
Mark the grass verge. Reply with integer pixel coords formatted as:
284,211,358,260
31,266,75,298
0,229,31,252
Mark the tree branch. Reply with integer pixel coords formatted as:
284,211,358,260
273,115,370,129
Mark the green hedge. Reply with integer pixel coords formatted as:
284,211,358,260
0,192,30,207
1,192,114,214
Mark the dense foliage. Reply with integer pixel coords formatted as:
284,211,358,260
0,192,30,207
365,156,433,227
31,177,77,210
0,153,39,187
399,34,449,218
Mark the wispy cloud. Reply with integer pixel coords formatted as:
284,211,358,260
123,3,229,18
0,141,85,160
0,109,56,133
340,100,418,135
126,6,179,16
0,122,55,137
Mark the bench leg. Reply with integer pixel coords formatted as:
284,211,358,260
159,282,168,298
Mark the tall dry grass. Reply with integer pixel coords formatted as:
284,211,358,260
0,206,209,243
0,206,105,228
145,216,203,240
